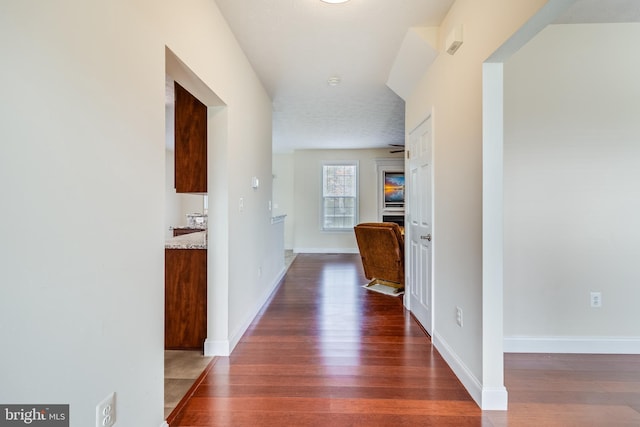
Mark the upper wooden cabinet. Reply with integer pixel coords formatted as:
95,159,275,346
174,82,207,193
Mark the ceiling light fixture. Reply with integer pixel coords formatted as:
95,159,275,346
321,0,350,4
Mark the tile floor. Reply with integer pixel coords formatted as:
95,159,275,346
164,350,213,418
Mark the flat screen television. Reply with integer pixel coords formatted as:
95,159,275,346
383,172,405,209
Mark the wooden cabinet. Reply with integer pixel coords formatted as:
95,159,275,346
165,249,207,350
172,228,205,237
174,82,207,193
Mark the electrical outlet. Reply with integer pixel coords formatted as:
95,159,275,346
590,292,602,308
96,392,116,427
456,306,463,327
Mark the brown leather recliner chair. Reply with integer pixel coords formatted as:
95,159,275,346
353,222,405,290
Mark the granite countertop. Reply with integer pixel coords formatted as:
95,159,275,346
165,230,207,250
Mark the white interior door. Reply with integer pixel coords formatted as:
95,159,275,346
405,116,433,335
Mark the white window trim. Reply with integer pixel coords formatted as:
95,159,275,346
320,160,359,232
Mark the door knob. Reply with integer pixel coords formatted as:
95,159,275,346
421,234,432,242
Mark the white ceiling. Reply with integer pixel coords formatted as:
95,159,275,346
554,0,640,24
214,0,454,152
213,0,640,153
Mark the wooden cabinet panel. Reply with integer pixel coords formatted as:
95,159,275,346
165,249,207,350
172,228,205,237
174,82,207,193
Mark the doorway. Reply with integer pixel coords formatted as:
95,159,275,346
164,46,228,421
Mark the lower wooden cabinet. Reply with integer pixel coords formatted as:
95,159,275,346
165,249,207,350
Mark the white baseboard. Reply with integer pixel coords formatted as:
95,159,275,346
504,335,640,354
228,266,286,351
204,267,287,357
204,338,230,357
432,331,483,408
433,332,508,410
481,387,509,411
293,247,359,254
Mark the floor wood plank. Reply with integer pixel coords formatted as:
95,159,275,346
169,253,640,426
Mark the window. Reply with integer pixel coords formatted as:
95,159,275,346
321,162,358,230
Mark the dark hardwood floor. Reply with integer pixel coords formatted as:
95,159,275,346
169,253,640,426
494,353,640,426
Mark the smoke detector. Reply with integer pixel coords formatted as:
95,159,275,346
327,76,341,86
446,25,464,55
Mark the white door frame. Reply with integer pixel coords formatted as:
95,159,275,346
404,113,435,335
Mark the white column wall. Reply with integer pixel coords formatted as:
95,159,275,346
273,153,295,250
404,0,547,407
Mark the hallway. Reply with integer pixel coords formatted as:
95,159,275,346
168,253,640,426
169,253,480,425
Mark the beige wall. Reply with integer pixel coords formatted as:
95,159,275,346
504,23,640,349
0,1,275,425
292,149,403,252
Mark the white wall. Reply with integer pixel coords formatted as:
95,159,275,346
404,0,547,407
273,153,295,249
0,1,275,425
292,149,403,253
504,23,640,351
